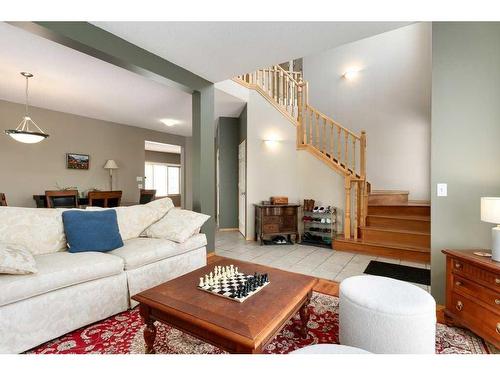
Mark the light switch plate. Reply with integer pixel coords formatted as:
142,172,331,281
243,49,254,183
437,183,447,197
138,184,143,189
136,176,143,182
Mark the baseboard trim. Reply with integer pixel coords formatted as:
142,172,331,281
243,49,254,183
217,228,239,232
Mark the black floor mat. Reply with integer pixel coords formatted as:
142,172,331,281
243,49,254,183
364,260,430,285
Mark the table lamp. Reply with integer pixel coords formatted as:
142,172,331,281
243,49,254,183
103,159,119,190
480,197,500,262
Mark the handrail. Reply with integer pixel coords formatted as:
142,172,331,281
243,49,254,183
305,104,360,140
234,64,368,240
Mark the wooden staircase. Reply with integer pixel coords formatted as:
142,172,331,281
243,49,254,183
234,66,430,263
334,191,430,263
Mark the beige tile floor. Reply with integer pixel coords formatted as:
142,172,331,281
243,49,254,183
215,231,431,293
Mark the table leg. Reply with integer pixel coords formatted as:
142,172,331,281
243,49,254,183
139,305,157,354
299,295,311,339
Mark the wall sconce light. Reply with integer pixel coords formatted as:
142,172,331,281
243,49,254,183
343,69,360,80
263,137,281,150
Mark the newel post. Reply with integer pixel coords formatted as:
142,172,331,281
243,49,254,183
297,79,304,147
359,130,368,227
344,175,352,239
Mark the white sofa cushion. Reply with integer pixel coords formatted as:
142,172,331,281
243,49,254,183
86,197,174,241
144,208,210,243
0,252,124,307
0,207,68,255
0,243,37,275
110,234,207,270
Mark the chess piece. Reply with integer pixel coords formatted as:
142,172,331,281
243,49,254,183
205,275,209,285
235,267,239,275
199,278,204,287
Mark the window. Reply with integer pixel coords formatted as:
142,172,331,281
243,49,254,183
145,163,180,196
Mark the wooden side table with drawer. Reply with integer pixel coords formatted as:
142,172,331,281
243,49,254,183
254,204,300,245
442,249,500,348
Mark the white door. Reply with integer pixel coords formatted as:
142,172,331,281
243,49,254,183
238,140,246,237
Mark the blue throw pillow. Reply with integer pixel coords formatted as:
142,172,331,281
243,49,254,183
62,210,124,253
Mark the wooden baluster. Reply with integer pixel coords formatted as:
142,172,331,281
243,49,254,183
309,108,313,146
274,67,278,101
353,181,359,240
337,127,341,163
285,76,289,112
323,118,327,154
291,81,295,117
344,131,348,171
360,130,367,180
353,138,357,175
315,113,320,148
344,176,351,239
330,122,334,161
297,82,303,146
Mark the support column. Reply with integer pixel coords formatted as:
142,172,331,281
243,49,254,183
192,85,216,252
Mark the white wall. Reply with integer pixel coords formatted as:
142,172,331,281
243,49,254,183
246,90,347,239
303,23,432,200
246,91,300,239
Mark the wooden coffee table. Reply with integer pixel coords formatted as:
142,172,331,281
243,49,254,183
132,258,317,354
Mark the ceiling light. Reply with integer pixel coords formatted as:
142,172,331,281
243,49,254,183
343,69,360,80
4,72,49,144
160,119,179,127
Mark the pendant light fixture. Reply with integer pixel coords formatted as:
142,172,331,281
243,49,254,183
4,72,49,144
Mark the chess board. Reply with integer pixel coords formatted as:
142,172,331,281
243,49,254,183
197,272,270,303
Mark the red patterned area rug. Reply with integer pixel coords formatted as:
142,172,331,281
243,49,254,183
28,292,494,354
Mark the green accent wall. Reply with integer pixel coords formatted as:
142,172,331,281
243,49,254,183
431,22,500,303
218,117,240,228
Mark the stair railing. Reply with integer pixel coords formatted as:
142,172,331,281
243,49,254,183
235,65,368,240
236,65,302,123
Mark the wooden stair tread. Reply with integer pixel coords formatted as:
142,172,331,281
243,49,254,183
370,190,409,195
360,226,430,236
334,237,430,253
368,202,430,207
367,214,430,222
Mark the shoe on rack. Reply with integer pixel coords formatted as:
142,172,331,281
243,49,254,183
313,206,319,213
321,218,326,224
326,218,332,224
318,206,326,213
325,206,332,214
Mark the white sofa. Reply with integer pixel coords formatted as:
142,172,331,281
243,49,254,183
0,199,207,354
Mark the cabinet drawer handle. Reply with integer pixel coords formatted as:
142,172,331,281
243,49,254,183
495,299,500,305
456,301,464,311
496,278,500,285
455,281,462,287
497,323,500,335
455,262,462,269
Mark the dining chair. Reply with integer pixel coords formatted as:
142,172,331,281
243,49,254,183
0,193,7,206
139,189,156,204
87,191,122,208
45,190,79,208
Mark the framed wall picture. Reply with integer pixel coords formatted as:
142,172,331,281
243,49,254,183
66,153,90,170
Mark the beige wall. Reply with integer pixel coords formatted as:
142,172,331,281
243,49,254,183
431,22,500,303
303,22,432,200
0,99,188,207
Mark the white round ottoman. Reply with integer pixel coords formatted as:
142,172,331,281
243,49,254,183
339,275,436,354
291,344,370,354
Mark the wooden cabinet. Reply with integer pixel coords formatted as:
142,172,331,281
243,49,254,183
254,204,300,245
442,249,500,348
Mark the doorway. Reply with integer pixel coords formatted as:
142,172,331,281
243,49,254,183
238,140,247,237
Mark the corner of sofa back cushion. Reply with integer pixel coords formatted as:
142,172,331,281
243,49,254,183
62,210,124,253
85,198,173,241
0,242,37,275
0,206,68,255
144,208,210,243
145,197,174,215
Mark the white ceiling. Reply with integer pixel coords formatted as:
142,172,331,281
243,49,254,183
145,140,182,154
93,22,411,82
0,22,197,136
0,22,411,137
